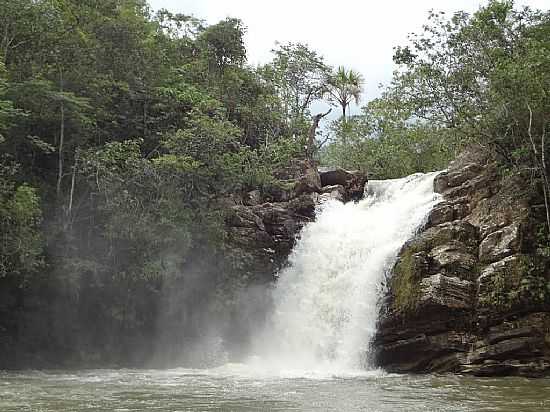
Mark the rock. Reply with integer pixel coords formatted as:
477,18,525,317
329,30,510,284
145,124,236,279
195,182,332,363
319,168,368,201
262,182,293,203
226,205,265,230
293,165,322,197
434,164,485,194
476,255,521,310
374,334,432,372
263,159,322,203
465,178,529,238
465,336,540,364
428,203,454,226
320,167,354,186
227,226,272,248
321,185,345,202
487,326,537,345
448,164,484,186
407,221,479,253
374,331,471,373
288,193,317,218
346,172,369,201
433,172,450,194
244,190,261,206
224,193,316,282
374,148,550,377
427,202,471,226
478,223,521,263
428,244,477,279
419,274,474,309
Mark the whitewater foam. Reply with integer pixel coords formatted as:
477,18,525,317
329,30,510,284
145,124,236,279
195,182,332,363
250,171,442,374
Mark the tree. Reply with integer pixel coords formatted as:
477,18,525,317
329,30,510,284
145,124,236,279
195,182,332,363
326,66,364,121
306,109,331,160
319,97,453,178
265,42,330,121
198,18,246,76
0,159,43,284
0,62,17,142
390,1,550,231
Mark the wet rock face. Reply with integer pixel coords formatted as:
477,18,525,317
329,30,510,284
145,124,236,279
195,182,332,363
224,160,367,282
374,152,550,377
225,193,317,281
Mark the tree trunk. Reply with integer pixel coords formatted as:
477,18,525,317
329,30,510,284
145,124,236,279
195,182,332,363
67,148,79,230
527,104,550,234
56,93,65,198
306,109,332,159
143,96,148,138
540,124,550,234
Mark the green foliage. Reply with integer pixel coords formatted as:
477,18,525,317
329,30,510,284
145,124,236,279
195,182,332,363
0,159,43,283
320,98,456,178
326,66,364,120
0,0,324,367
390,1,550,165
0,62,20,142
323,1,549,187
479,255,549,310
264,42,330,121
197,18,246,75
81,139,196,255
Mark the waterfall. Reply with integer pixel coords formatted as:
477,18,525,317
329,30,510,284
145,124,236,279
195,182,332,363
250,172,442,373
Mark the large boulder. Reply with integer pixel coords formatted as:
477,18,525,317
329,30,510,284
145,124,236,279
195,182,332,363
224,192,317,283
319,168,368,201
319,167,354,186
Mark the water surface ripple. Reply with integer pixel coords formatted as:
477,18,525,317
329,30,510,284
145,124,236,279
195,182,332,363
1,368,549,411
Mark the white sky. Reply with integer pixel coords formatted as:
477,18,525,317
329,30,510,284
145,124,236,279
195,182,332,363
149,0,548,113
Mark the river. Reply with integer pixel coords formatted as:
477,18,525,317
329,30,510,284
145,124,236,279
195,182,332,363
1,368,549,411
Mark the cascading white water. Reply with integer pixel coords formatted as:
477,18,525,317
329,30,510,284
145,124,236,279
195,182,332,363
251,171,442,374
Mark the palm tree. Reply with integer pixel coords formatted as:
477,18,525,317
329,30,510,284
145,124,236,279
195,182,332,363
326,66,364,121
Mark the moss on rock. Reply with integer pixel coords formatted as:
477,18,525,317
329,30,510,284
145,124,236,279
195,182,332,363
479,254,549,311
391,250,426,313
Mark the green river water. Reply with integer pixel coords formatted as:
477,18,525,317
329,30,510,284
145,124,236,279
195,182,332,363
1,366,549,411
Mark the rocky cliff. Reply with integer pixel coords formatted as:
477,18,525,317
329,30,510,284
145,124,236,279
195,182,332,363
373,152,550,377
223,160,367,283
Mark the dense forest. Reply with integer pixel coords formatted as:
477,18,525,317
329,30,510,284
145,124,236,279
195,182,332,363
0,0,548,368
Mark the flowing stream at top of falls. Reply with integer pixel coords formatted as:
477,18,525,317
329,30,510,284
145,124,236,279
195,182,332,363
249,171,442,375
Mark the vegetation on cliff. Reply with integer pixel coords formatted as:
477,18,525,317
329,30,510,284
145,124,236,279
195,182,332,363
0,0,548,369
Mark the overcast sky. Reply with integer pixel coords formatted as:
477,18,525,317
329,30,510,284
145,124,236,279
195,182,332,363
149,0,548,110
